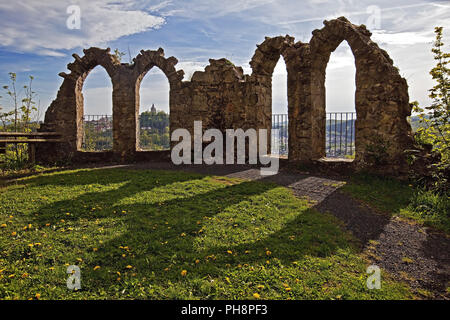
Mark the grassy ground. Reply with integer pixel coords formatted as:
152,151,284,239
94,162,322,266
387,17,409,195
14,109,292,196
0,168,413,300
343,174,450,233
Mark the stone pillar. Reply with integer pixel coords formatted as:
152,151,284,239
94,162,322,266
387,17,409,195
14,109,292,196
111,69,138,160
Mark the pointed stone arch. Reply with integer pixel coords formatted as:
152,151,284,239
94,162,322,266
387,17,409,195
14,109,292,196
129,48,184,152
309,17,413,168
249,36,295,154
42,47,119,157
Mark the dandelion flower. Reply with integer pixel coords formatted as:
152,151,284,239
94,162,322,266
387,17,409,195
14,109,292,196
181,270,187,276
253,293,260,299
93,266,101,271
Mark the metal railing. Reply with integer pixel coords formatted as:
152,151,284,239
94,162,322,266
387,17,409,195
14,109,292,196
81,112,356,158
81,115,170,151
326,112,356,158
272,114,289,156
270,112,356,158
81,115,113,151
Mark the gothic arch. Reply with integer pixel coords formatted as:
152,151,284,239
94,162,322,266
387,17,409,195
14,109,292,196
130,48,183,151
309,17,413,166
44,47,119,153
250,36,294,76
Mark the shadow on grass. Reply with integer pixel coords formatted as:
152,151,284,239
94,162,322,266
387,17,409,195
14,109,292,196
14,168,358,294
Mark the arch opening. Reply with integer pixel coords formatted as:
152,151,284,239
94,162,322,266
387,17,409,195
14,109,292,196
271,57,288,158
137,67,170,151
324,41,356,160
80,66,113,152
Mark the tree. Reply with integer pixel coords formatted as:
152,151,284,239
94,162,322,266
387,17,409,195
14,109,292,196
412,27,449,191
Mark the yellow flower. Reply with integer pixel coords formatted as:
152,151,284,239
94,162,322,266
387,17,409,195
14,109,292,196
93,248,98,252
195,259,200,264
180,232,186,237
257,285,265,289
11,232,17,236
253,293,260,299
227,250,232,254
35,293,41,300
181,270,187,276
22,273,28,278
93,266,101,271
285,287,292,292
266,250,272,256
126,265,133,269
1,223,6,228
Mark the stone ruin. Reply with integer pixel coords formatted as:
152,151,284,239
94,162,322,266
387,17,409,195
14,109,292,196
36,17,415,174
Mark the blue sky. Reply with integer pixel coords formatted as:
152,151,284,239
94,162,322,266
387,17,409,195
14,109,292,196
0,0,449,119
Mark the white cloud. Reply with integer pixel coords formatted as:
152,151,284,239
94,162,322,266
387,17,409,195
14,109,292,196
371,30,432,46
0,0,165,56
157,0,276,18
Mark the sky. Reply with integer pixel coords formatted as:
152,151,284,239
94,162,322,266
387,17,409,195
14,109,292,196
0,0,449,118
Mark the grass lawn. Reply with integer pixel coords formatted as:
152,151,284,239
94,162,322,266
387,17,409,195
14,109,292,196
343,174,450,233
0,168,413,299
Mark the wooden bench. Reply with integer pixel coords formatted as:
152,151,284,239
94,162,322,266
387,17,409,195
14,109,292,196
0,132,63,163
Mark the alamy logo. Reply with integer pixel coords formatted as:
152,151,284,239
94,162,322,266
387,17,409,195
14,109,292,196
171,121,280,175
67,265,81,290
66,5,81,30
366,265,381,290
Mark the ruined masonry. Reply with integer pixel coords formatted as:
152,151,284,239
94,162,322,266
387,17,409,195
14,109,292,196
37,17,414,174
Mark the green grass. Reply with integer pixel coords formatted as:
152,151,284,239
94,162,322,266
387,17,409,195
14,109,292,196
0,168,413,300
343,174,450,233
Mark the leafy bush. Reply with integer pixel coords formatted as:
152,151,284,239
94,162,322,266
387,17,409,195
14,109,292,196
1,73,40,171
411,27,449,194
404,189,450,233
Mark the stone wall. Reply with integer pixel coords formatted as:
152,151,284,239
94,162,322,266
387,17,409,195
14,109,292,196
37,17,414,173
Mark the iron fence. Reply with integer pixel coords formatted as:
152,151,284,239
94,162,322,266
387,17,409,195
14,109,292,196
272,114,289,156
326,112,356,158
270,112,356,158
81,115,170,151
81,112,356,158
81,115,113,151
